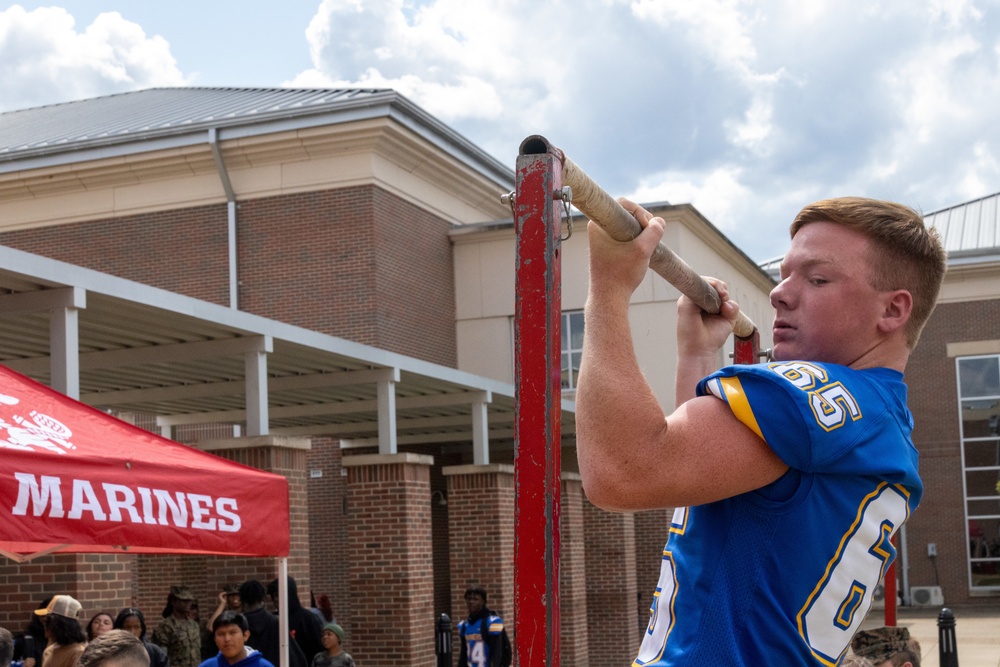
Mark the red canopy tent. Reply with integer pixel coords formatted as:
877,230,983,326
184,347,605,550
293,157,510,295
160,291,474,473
0,363,289,561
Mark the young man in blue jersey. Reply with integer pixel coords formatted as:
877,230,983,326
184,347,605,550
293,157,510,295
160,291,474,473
457,587,508,667
576,197,947,666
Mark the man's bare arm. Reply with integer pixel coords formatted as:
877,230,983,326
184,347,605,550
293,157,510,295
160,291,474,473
576,202,787,510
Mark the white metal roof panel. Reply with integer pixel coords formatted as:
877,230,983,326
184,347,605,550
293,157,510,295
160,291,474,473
924,191,1000,254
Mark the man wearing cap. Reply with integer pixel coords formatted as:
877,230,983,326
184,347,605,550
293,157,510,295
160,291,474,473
310,624,353,667
35,596,86,667
151,586,202,667
850,626,922,667
1,626,14,667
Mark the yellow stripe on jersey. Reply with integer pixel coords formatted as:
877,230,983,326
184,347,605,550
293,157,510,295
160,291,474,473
715,376,765,440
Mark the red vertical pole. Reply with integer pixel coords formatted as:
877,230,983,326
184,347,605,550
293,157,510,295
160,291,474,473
732,330,761,365
513,141,563,667
884,536,898,626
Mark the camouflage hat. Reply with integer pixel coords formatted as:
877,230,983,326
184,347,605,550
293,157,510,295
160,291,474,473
169,585,196,601
850,626,911,663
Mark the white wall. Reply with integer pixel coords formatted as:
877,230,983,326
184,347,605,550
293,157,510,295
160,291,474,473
452,203,776,410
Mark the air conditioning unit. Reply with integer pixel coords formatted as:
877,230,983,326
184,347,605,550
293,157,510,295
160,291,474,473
910,586,944,607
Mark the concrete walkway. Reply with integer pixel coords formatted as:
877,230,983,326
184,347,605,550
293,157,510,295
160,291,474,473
858,606,1000,667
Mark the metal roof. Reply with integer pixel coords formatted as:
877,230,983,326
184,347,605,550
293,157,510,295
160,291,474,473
0,244,575,455
0,87,513,185
923,191,1000,256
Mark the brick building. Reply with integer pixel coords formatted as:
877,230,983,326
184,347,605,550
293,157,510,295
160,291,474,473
0,87,996,666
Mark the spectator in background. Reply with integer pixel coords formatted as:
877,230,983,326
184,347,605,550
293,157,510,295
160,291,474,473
238,581,305,667
208,587,241,632
114,608,167,667
78,630,149,667
199,612,271,667
87,614,115,642
310,624,353,667
151,586,201,667
309,595,334,625
35,596,86,667
266,578,323,663
14,597,50,667
1,627,14,667
841,655,876,667
851,626,922,667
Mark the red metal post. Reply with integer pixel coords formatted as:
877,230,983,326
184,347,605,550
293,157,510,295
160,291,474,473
513,143,563,667
884,536,897,626
732,330,761,365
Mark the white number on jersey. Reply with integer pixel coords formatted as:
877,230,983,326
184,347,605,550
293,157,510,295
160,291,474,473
797,483,911,665
633,550,678,665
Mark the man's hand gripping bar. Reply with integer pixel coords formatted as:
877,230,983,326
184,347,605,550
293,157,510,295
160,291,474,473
519,134,757,339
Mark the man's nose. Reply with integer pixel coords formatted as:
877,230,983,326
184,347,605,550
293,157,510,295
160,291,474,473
770,279,790,309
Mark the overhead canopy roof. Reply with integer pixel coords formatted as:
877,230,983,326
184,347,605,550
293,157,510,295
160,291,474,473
0,244,576,455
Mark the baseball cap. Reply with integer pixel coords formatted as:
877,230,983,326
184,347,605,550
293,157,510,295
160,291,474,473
170,585,196,600
34,595,82,618
850,626,910,663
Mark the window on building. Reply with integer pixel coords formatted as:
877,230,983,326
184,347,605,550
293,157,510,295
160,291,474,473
561,311,584,391
957,354,1000,591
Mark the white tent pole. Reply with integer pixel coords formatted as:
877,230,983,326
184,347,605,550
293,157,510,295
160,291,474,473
278,557,289,667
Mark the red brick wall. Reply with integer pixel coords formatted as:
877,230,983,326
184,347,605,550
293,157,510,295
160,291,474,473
0,205,231,305
446,468,516,631
558,478,589,667
305,437,350,623
905,297,1000,605
0,554,134,629
0,186,458,367
235,187,457,366
346,456,435,666
583,498,638,666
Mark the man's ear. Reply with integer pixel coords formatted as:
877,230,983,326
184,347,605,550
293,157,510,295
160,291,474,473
877,289,913,335
242,630,251,642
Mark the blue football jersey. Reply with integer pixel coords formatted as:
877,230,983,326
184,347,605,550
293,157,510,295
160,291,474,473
634,361,922,667
458,613,504,667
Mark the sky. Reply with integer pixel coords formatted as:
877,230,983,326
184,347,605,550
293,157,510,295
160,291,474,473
2,0,1000,263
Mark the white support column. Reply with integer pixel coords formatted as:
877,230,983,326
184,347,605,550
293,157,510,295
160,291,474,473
159,422,174,440
245,336,273,437
51,306,80,399
377,378,397,455
472,393,490,465
48,288,86,400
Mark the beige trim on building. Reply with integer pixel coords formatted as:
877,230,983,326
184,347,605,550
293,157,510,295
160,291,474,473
946,339,1000,357
0,118,509,231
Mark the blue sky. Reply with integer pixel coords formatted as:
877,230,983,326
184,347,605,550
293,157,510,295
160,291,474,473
3,0,1000,263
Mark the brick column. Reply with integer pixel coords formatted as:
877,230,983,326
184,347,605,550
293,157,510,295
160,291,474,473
196,435,313,602
0,553,135,628
343,453,435,667
584,497,638,666
559,473,589,667
443,464,515,640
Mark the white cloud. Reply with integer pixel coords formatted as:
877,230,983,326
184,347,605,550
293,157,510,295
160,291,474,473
0,5,187,111
3,0,1000,262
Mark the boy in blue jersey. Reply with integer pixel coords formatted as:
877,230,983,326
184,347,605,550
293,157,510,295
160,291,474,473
576,197,947,666
457,587,507,667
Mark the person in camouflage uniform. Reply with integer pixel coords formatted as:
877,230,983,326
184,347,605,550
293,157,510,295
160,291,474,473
151,586,203,667
849,626,921,667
